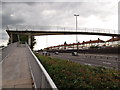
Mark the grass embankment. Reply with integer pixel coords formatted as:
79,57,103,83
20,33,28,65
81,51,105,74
36,54,120,89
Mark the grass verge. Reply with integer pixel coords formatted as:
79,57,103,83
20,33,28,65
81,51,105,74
36,54,120,89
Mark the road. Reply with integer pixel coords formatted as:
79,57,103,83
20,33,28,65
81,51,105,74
45,52,119,69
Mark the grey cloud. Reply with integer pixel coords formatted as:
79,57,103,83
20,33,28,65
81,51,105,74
2,14,24,28
2,2,117,28
0,1,117,46
1,31,8,40
38,2,115,22
118,2,120,33
2,3,25,28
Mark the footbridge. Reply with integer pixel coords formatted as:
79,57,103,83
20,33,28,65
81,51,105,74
6,25,120,46
1,25,120,89
1,42,58,89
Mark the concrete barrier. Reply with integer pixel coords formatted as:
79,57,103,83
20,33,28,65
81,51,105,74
1,42,18,60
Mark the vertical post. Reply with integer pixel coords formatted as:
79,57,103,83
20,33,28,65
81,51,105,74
10,33,13,44
75,16,78,43
112,36,114,46
98,38,100,46
28,34,31,46
46,36,48,48
17,34,20,46
74,14,79,53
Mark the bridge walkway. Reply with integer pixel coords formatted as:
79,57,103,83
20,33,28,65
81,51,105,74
2,44,33,89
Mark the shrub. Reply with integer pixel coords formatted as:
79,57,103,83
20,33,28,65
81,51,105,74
36,54,120,89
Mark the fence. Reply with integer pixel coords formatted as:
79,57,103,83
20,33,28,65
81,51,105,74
26,43,58,89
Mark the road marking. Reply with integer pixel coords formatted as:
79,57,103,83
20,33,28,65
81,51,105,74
85,63,92,66
103,62,111,64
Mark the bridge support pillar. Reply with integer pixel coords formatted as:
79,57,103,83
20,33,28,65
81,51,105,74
10,33,13,44
28,35,31,46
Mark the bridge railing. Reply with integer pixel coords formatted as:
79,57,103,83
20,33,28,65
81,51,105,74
1,42,18,60
26,43,58,89
7,25,118,34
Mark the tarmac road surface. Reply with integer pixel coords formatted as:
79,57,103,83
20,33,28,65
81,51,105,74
49,53,119,69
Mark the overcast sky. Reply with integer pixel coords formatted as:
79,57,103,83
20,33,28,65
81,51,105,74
1,0,119,50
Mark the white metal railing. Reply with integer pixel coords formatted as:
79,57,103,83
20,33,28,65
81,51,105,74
26,43,58,89
7,25,119,34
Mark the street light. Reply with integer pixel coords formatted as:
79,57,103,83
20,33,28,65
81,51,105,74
74,14,79,54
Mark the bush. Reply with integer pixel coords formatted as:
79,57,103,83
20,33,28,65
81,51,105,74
36,54,120,90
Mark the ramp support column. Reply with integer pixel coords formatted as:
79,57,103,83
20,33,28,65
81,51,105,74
28,35,31,46
10,33,13,44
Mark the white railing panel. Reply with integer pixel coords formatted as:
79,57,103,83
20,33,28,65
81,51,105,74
7,25,118,34
26,43,58,89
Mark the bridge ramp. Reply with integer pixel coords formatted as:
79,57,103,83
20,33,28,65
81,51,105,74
2,45,33,88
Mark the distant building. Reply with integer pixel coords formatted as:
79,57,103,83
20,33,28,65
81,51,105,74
106,36,120,47
44,37,120,50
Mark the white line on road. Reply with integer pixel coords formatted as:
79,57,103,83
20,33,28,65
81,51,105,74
103,62,111,64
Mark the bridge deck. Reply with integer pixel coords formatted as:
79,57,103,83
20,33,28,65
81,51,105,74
2,45,33,88
6,30,120,37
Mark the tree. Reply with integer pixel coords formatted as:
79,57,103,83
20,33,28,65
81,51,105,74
31,36,36,50
7,34,18,45
7,34,36,50
19,35,28,44
64,41,67,49
64,41,67,45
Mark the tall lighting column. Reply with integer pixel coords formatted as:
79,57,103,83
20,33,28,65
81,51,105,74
74,14,79,54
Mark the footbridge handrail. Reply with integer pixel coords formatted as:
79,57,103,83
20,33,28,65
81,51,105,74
7,25,118,34
26,43,58,89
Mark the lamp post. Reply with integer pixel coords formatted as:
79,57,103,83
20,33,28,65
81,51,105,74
74,14,79,54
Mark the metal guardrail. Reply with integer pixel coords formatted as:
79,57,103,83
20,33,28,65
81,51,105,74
26,43,58,89
7,25,118,34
